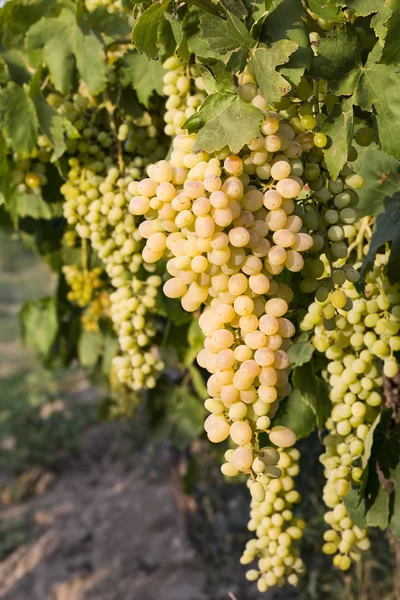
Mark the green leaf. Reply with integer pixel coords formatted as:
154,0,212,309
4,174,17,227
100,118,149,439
16,193,62,220
102,333,119,375
148,381,205,450
272,389,316,439
185,69,263,154
164,13,189,62
221,0,248,19
78,329,103,368
321,97,354,179
199,11,255,57
20,297,58,358
362,407,400,475
29,71,67,161
371,4,392,43
362,410,386,470
188,365,208,400
184,319,205,367
292,362,331,429
0,82,38,154
306,0,344,21
355,148,400,218
85,6,131,39
187,32,223,60
288,333,314,368
251,41,298,105
379,0,400,64
261,0,311,86
361,194,400,284
315,37,400,159
118,50,164,107
366,484,390,529
346,0,385,16
155,292,192,326
311,24,361,84
26,9,107,95
344,486,367,529
390,464,400,539
131,0,172,59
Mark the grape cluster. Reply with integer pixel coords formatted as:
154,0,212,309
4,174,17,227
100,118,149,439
9,136,52,197
241,448,305,592
110,277,164,390
239,73,365,316
81,291,111,332
301,249,400,568
162,56,206,136
61,159,164,390
62,264,104,307
129,130,314,475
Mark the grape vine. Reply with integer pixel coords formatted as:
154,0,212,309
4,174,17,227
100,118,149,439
1,0,400,596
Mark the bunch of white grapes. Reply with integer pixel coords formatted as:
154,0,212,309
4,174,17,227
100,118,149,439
61,160,164,390
241,448,305,592
239,71,364,317
110,277,164,390
162,56,206,136
129,127,315,491
62,265,104,307
301,249,400,568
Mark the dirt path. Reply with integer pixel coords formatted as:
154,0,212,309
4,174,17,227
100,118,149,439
0,422,210,600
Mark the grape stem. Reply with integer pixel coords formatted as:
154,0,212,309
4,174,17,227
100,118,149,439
346,216,373,261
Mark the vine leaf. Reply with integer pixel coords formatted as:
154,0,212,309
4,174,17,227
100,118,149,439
118,51,164,107
183,320,204,367
85,6,131,39
272,389,316,439
354,148,399,218
199,10,255,69
291,362,331,429
199,11,254,54
78,329,104,368
314,33,400,159
287,333,314,368
29,69,68,161
20,297,58,359
220,0,248,19
344,487,367,529
185,89,263,154
311,24,361,84
371,4,392,43
366,484,390,529
260,0,312,86
390,464,400,539
147,379,205,450
379,0,400,65
321,97,354,179
164,13,189,62
185,63,263,153
16,193,61,220
361,194,400,284
0,82,38,154
345,0,384,17
131,0,172,59
305,0,344,21
251,41,298,104
26,9,107,95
